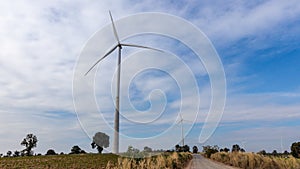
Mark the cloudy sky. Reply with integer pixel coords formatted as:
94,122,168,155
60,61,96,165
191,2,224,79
0,0,300,154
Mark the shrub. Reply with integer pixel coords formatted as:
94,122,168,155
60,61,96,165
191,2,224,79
202,145,219,158
291,142,300,158
46,149,57,155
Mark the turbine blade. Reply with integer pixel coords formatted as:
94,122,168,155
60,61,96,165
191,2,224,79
109,11,120,43
121,43,164,52
85,45,118,76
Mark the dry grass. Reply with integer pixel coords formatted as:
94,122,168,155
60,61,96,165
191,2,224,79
211,152,300,169
106,152,192,169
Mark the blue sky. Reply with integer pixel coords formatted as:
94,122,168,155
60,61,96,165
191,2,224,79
0,0,300,154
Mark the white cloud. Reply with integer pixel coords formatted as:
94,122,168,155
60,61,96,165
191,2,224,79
193,0,300,43
0,0,299,154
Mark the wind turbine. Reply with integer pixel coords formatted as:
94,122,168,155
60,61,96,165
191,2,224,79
177,114,192,147
85,11,162,154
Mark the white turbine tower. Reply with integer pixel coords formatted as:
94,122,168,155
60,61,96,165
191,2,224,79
177,114,192,147
85,11,162,154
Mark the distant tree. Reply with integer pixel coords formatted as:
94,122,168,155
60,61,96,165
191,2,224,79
21,134,38,156
224,147,230,152
272,150,278,156
70,145,85,154
126,145,141,158
175,144,180,152
193,146,198,153
291,142,300,158
241,148,246,152
13,151,20,157
127,145,140,154
283,150,289,155
7,151,12,157
20,150,26,156
232,144,241,152
202,145,219,158
0,153,2,157
258,150,267,155
60,152,64,155
183,145,190,152
46,149,57,155
143,146,152,152
91,132,109,154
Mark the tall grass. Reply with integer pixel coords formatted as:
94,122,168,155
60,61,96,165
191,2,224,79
106,152,192,169
211,152,300,169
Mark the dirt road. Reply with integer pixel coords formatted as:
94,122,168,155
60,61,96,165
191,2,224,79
186,154,238,169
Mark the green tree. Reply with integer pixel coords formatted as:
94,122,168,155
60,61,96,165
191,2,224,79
20,134,38,156
126,145,141,158
183,145,190,152
91,132,109,154
70,145,86,154
224,147,230,152
13,151,20,157
258,150,267,155
6,151,12,157
175,144,180,152
202,145,219,158
291,142,300,158
46,149,57,155
193,146,198,153
143,146,152,152
232,144,241,152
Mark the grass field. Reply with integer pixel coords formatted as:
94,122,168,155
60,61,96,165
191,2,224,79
0,152,191,169
211,152,300,169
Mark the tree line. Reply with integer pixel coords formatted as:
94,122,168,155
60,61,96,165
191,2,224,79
202,142,300,159
0,131,110,157
2,132,300,160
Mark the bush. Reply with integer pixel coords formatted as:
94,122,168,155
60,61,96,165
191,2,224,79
70,145,86,154
192,146,198,153
46,149,57,155
291,142,300,158
202,145,219,158
232,144,241,152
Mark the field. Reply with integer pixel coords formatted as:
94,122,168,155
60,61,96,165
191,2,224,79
0,154,118,169
211,152,300,169
0,152,191,169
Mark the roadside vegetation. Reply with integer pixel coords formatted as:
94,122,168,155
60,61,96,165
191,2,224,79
202,142,300,169
211,152,300,169
107,152,192,169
